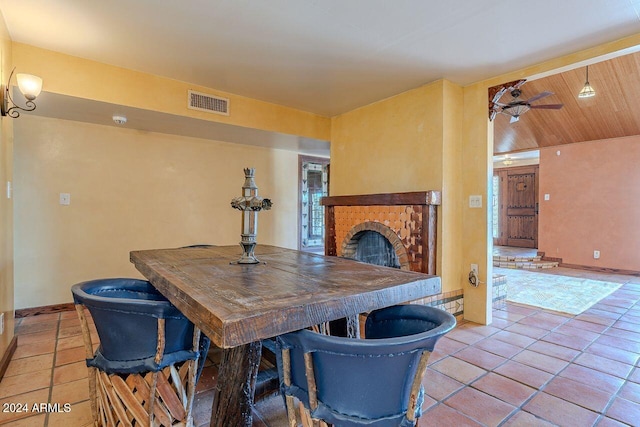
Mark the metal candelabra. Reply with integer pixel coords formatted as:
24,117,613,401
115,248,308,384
230,168,272,264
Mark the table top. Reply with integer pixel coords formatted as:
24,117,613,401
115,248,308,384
130,245,441,348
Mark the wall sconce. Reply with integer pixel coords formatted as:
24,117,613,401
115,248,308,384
1,67,43,118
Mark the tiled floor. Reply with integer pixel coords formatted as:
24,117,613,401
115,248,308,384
2,267,640,426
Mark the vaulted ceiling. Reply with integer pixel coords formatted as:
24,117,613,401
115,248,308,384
493,51,640,154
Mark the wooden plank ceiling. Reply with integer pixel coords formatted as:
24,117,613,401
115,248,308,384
493,51,640,154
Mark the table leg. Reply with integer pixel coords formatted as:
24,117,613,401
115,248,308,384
210,341,262,427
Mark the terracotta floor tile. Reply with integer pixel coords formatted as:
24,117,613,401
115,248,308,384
423,368,464,401
494,361,553,389
600,298,635,310
574,352,634,379
493,310,526,323
527,340,580,361
47,400,93,427
585,342,640,365
0,413,47,426
493,330,536,348
504,304,539,316
50,378,90,405
57,325,82,338
559,364,625,394
56,334,85,351
618,381,640,404
604,326,640,344
15,322,57,335
428,336,466,363
458,323,502,337
541,331,593,351
505,323,549,339
445,387,515,426
524,392,599,426
517,315,565,332
628,368,640,384
430,357,486,384
18,313,60,325
471,372,536,406
591,303,627,315
612,320,640,333
0,369,51,399
453,347,507,371
195,364,218,392
193,389,215,427
501,411,555,426
596,416,631,427
0,389,50,424
574,312,617,327
583,308,622,322
512,349,569,375
60,310,80,320
595,333,640,353
55,346,87,366
58,318,81,329
419,403,483,427
446,328,486,345
4,354,54,377
564,318,609,333
543,376,612,412
53,361,88,385
15,329,57,345
489,317,512,329
606,396,640,426
554,324,602,342
620,313,640,325
12,339,56,359
474,336,523,359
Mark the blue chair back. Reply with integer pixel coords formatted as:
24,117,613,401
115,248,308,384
71,278,206,374
277,304,456,426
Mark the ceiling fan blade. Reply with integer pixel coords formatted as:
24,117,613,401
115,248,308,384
510,115,519,124
522,91,553,104
530,104,564,110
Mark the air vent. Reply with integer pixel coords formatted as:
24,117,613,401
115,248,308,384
187,90,229,115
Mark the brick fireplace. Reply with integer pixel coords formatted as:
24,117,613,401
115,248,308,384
322,192,464,318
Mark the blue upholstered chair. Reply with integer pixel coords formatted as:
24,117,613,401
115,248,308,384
71,278,209,427
276,304,456,427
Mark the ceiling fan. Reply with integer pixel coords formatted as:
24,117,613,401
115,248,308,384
496,89,563,123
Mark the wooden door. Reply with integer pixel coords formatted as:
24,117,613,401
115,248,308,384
494,165,539,248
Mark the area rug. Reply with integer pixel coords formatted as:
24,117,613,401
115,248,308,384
498,268,622,315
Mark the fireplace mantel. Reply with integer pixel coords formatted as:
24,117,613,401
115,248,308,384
321,191,441,275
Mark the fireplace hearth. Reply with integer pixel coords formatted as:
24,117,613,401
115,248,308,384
322,191,464,319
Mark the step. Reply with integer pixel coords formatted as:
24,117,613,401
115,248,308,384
493,259,559,269
493,255,542,263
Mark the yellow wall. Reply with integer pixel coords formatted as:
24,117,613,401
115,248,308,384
12,43,331,141
330,80,464,294
0,11,14,363
14,115,299,309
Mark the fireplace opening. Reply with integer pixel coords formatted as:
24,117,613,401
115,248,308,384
349,231,401,269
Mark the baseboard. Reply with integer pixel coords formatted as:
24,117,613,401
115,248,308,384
558,263,640,277
0,336,18,381
15,302,75,318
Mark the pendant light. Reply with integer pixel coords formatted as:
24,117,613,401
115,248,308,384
578,66,595,98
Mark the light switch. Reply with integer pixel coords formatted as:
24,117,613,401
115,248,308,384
469,195,482,208
59,193,71,205
544,194,550,201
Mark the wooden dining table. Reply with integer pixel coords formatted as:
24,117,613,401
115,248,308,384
130,244,441,427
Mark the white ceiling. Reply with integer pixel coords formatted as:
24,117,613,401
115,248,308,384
2,0,640,117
